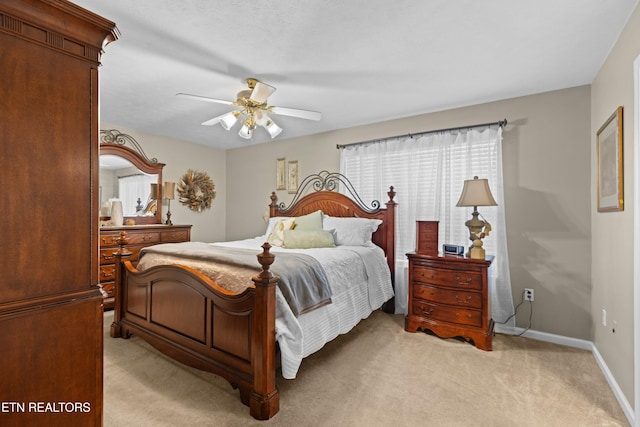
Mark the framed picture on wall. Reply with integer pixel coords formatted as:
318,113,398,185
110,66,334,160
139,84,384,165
276,158,286,190
597,106,623,212
287,160,299,194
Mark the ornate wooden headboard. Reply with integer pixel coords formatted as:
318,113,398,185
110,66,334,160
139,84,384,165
269,171,397,278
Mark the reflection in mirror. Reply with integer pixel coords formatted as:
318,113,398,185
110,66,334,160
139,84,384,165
99,130,165,225
99,154,158,216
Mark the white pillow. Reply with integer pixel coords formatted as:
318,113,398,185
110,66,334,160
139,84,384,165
323,216,382,246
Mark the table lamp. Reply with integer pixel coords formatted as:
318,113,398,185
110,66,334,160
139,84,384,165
456,176,497,259
163,181,175,225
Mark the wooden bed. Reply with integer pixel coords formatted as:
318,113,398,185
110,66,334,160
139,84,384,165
109,171,396,420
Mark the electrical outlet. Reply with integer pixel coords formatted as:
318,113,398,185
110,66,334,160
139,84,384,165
602,309,607,326
524,288,534,301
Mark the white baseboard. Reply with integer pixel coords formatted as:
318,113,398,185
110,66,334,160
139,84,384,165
503,327,634,426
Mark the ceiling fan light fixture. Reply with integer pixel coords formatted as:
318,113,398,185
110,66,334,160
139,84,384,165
264,119,282,138
219,110,240,130
238,123,252,139
182,78,321,141
248,79,276,104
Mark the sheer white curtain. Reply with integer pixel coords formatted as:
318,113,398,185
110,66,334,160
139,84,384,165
118,174,156,216
340,126,515,331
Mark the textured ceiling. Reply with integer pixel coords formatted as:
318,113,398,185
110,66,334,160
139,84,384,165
72,0,638,150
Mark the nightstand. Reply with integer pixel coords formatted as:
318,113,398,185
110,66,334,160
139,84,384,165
404,252,493,350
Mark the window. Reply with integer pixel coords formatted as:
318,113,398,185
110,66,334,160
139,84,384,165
341,126,514,329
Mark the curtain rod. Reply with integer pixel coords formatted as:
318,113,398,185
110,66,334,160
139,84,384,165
336,119,507,149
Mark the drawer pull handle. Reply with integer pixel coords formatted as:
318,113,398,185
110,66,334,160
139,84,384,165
420,306,434,316
101,271,112,277
455,276,472,285
102,254,114,261
419,272,435,279
455,295,472,304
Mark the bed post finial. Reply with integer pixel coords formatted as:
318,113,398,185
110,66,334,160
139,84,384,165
256,242,276,277
250,242,280,419
269,192,278,218
387,186,396,203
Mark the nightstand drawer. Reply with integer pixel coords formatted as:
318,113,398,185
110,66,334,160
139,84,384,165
413,284,482,309
412,300,482,327
412,266,482,290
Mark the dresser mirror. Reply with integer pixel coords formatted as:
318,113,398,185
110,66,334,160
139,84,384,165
99,130,165,225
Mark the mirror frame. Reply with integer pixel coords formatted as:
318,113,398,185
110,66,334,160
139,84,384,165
99,130,165,225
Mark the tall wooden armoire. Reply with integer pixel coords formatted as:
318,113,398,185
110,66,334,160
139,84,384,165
0,1,118,425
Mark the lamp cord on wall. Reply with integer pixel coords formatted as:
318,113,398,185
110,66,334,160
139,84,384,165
494,290,533,336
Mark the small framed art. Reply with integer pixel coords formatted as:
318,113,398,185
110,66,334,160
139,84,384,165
276,158,286,190
597,106,623,212
287,160,299,194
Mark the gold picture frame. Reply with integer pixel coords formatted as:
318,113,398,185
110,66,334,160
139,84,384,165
287,160,299,194
276,158,286,190
597,106,623,212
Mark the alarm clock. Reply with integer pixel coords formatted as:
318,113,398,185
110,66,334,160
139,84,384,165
443,244,465,255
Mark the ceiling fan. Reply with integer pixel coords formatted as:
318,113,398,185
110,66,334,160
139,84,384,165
177,78,322,140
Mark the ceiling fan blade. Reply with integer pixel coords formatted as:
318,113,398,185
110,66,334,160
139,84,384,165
176,93,235,106
249,81,276,104
270,106,322,121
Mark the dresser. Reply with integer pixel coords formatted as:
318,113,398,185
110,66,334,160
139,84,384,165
99,224,192,309
405,253,493,350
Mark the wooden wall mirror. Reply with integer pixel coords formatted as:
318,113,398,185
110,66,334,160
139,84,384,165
99,130,165,225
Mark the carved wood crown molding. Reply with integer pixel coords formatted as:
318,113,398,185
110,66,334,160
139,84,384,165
0,3,118,64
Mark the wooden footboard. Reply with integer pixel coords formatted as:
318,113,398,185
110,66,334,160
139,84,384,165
107,172,397,421
110,242,280,420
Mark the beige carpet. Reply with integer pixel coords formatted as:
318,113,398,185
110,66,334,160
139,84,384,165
103,311,628,426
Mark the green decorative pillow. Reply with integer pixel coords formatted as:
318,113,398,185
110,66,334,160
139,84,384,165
283,229,336,249
294,210,323,231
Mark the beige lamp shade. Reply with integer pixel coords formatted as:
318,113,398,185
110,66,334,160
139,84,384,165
456,176,497,207
150,183,159,200
163,182,176,200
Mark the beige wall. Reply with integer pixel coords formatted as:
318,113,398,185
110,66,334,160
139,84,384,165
591,3,640,408
100,123,227,243
226,85,592,340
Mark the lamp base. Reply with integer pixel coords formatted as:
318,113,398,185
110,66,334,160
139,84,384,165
468,244,486,259
165,200,173,225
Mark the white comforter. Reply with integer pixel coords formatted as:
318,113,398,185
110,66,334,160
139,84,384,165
213,238,394,379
